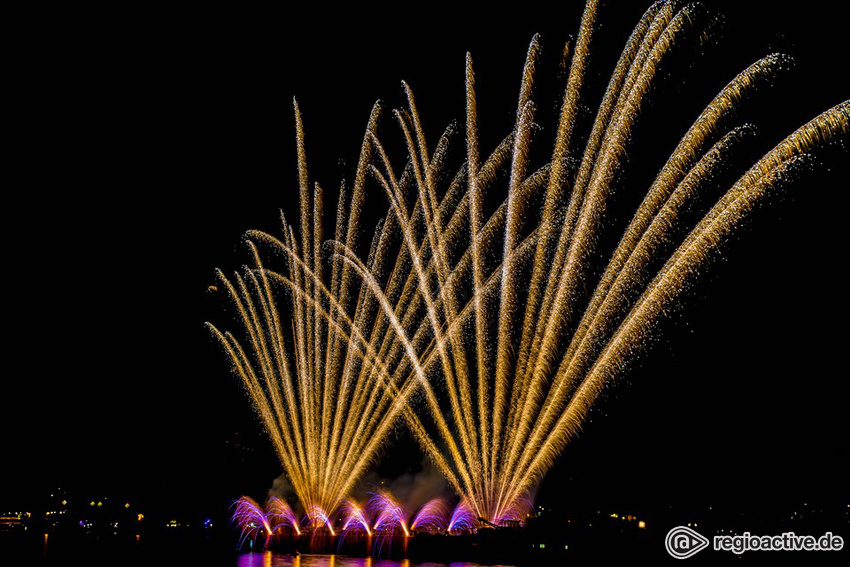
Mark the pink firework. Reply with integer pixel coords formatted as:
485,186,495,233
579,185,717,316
232,496,272,548
305,504,336,535
495,494,532,525
367,491,409,537
340,499,372,535
265,496,301,535
447,499,477,534
410,498,448,533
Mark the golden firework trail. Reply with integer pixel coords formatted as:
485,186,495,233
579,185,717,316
332,0,848,523
206,98,455,515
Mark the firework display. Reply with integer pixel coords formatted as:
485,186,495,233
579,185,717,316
233,494,477,551
211,0,849,541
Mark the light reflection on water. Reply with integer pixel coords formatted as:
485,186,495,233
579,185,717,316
236,553,513,567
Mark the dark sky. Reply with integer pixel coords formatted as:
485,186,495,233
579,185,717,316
4,0,848,519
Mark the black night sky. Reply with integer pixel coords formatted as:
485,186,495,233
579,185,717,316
4,0,848,531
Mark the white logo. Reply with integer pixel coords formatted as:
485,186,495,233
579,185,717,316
665,525,710,559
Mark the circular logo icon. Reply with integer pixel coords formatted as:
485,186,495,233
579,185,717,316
665,525,710,559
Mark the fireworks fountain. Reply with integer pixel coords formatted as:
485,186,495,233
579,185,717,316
232,496,300,549
367,491,409,538
232,496,271,549
213,0,848,543
340,500,371,536
447,500,477,534
409,498,449,534
233,493,475,552
266,497,301,536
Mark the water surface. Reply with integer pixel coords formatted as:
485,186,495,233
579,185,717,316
236,554,513,567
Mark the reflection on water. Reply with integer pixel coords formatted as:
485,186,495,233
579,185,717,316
236,553,513,567
2,533,516,567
